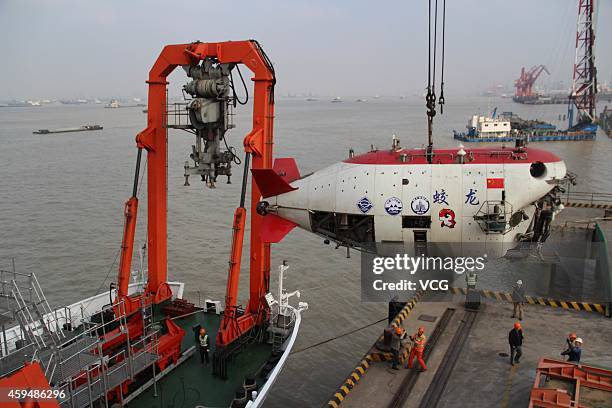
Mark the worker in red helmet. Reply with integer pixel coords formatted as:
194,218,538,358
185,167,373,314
406,327,427,371
390,326,407,370
566,332,577,348
561,333,581,362
508,322,523,366
199,327,210,365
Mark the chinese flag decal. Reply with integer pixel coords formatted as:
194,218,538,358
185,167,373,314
487,178,504,189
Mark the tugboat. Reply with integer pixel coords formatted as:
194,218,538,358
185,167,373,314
0,40,307,408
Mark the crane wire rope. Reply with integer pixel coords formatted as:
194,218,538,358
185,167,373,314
425,0,446,160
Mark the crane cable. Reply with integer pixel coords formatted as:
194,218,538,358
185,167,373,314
290,317,387,355
439,0,446,114
425,0,447,159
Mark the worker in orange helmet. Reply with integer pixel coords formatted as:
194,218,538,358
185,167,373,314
561,332,579,361
406,327,427,371
198,327,210,365
566,332,577,348
390,326,407,370
508,322,523,366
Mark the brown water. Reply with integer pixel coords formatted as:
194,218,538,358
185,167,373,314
1,97,611,406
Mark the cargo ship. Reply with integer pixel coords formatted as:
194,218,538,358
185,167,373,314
33,125,103,134
0,40,307,408
454,111,596,142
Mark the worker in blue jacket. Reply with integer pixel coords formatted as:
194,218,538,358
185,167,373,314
562,337,582,363
508,322,523,366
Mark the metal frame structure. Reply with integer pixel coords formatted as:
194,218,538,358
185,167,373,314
569,0,597,126
514,65,550,99
528,358,612,407
115,40,276,348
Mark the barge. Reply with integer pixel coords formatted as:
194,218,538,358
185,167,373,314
454,111,596,142
33,125,103,134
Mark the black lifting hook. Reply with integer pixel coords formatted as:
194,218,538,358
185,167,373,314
426,89,436,119
438,84,445,115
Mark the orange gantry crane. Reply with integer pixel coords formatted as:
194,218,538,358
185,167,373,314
514,65,550,99
116,40,277,352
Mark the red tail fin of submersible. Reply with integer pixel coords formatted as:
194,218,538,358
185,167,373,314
261,214,297,243
273,157,301,183
251,168,298,198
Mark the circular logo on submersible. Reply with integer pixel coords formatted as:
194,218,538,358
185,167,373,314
356,197,373,213
384,197,403,215
411,196,430,215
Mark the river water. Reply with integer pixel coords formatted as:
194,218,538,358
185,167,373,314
0,97,611,406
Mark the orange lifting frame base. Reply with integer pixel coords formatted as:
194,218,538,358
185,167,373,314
528,358,612,408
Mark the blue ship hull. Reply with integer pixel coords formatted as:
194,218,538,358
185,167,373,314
453,124,597,142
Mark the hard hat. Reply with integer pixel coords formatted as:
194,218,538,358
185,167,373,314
418,327,425,334
575,337,583,344
199,328,206,335
568,332,577,340
514,322,521,330
395,327,403,335
516,280,523,285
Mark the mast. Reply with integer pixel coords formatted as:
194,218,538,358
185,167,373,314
569,0,597,127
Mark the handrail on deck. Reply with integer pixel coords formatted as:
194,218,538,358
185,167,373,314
562,190,612,204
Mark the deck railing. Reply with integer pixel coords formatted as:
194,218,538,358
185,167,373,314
561,190,612,205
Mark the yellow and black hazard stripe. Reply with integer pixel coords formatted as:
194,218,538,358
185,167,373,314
448,287,606,315
327,291,423,407
564,202,612,209
523,295,607,314
390,290,424,328
327,354,373,408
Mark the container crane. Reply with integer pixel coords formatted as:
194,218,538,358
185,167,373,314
513,65,550,102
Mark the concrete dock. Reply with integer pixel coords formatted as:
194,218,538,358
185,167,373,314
332,293,612,408
327,207,612,408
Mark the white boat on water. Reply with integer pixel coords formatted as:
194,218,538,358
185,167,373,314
105,99,120,108
453,112,513,142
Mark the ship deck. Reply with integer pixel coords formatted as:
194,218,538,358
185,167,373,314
127,311,273,408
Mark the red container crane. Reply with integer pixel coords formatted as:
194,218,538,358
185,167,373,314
514,65,550,101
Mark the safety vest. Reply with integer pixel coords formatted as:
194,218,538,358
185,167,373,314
466,272,477,286
199,334,209,348
413,334,426,351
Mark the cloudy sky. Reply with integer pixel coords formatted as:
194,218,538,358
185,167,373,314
1,0,610,99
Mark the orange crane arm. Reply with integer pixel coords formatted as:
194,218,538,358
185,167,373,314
117,148,142,301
